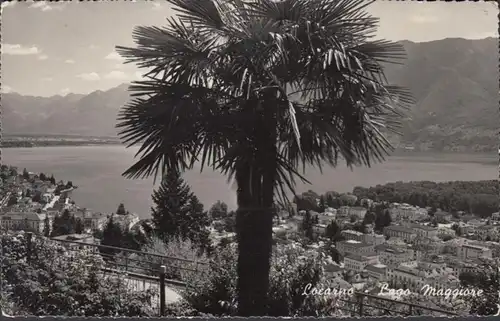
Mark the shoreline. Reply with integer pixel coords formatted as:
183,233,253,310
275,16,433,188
3,143,496,155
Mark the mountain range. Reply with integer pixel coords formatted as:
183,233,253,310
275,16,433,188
3,37,498,152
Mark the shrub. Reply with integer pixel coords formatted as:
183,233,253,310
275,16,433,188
1,231,157,317
119,235,209,281
182,243,347,316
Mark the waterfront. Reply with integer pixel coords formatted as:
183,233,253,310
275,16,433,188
3,145,497,219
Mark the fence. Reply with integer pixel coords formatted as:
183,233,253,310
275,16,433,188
22,232,208,316
8,232,464,317
335,291,458,317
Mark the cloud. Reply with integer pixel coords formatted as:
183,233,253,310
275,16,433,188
410,14,439,24
1,85,14,93
3,44,40,55
37,54,49,60
77,72,101,81
65,59,75,64
105,51,125,61
1,1,16,12
89,44,99,50
59,88,71,96
104,70,129,80
42,77,53,81
29,2,65,12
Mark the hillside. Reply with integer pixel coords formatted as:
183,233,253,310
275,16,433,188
2,38,498,152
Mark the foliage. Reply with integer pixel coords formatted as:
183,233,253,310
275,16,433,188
460,263,500,316
0,231,156,316
121,235,209,281
300,211,315,241
353,180,499,218
116,203,127,215
151,170,212,252
50,209,85,237
209,201,229,220
183,243,348,317
100,216,126,256
7,194,18,206
325,220,343,242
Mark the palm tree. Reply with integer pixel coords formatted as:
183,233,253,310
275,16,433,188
115,0,413,315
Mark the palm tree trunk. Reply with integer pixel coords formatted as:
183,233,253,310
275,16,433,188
235,108,277,316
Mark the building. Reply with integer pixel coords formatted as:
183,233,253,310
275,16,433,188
344,253,377,273
337,206,367,219
324,264,344,279
312,223,328,237
387,266,425,291
341,229,364,242
492,212,500,221
459,244,493,260
474,225,498,241
364,263,387,280
336,240,374,256
389,204,427,221
383,225,417,242
342,229,385,245
434,210,452,222
410,224,438,238
0,211,46,233
375,244,415,266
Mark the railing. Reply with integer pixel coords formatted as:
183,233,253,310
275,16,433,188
10,233,466,318
336,291,458,317
23,233,208,316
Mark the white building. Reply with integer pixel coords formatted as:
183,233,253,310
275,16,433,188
0,211,46,234
459,244,493,260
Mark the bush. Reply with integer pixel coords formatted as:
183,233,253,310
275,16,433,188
120,235,209,281
182,243,347,316
1,231,157,317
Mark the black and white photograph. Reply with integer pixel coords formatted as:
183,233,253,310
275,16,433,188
1,0,499,318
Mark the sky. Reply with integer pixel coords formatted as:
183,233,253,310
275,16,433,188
1,0,498,97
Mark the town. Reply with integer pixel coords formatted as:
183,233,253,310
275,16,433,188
1,164,499,316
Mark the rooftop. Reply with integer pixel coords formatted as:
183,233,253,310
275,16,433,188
345,253,371,262
410,223,438,231
384,225,416,234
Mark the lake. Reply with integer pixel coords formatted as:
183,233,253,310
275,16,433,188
3,146,497,219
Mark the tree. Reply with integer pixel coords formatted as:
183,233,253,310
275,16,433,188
1,230,155,316
209,200,229,220
49,174,56,185
32,191,43,203
223,211,237,233
184,195,213,254
7,194,17,206
151,169,192,242
324,221,340,241
301,211,314,240
22,168,29,180
115,0,412,315
26,189,32,198
51,209,76,237
39,173,47,181
101,217,125,256
75,217,85,234
116,203,127,215
43,216,51,237
460,264,500,316
363,211,376,225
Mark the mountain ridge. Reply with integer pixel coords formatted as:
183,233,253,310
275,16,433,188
3,37,498,152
